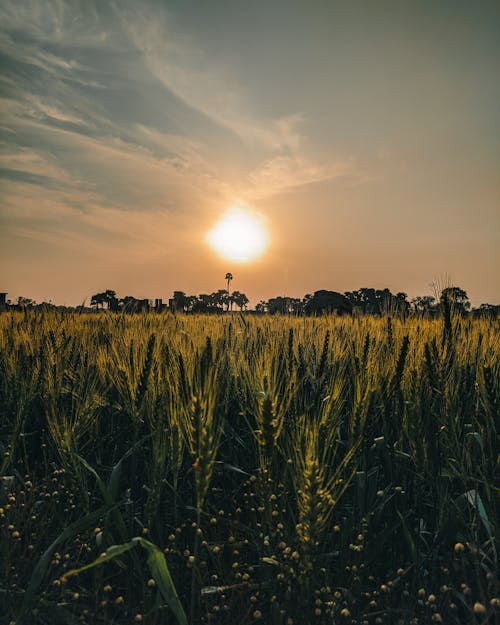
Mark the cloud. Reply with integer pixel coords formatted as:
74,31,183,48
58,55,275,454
0,148,79,184
0,0,352,271
242,115,352,199
246,154,351,200
120,6,269,145
26,99,85,125
118,6,351,167
0,0,112,49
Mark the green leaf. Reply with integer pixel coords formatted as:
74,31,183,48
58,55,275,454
21,505,109,620
109,436,150,501
60,537,187,625
62,541,137,579
75,454,109,503
465,432,483,453
134,537,188,625
463,490,493,540
216,461,250,477
397,510,416,561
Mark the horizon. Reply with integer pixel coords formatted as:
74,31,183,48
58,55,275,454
1,1,499,306
1,278,496,309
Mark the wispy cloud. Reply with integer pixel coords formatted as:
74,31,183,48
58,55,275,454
1,0,350,227
119,7,351,187
246,154,351,199
243,114,352,198
0,0,359,306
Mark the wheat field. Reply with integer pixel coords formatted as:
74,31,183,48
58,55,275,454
0,311,498,624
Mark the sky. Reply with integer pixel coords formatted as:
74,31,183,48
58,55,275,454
0,0,499,306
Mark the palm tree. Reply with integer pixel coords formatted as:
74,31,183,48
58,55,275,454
225,272,233,311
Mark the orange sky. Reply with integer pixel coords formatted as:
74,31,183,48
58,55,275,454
0,1,499,306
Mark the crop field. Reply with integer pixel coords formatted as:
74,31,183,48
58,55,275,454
0,311,498,625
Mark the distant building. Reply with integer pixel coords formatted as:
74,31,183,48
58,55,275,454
154,298,165,312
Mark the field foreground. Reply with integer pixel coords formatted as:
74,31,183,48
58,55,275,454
0,312,498,624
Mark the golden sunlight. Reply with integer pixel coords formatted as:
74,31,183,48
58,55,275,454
207,207,269,262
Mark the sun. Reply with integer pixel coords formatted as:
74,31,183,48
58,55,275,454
207,207,269,263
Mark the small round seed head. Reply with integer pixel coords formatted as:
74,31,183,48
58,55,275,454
473,602,486,615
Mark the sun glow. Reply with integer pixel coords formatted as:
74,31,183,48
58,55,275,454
207,208,269,262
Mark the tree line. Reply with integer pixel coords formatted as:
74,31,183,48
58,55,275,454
258,286,476,316
88,289,249,313
2,285,498,316
89,285,497,316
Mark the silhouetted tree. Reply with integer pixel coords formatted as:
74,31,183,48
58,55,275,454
90,292,106,309
108,296,119,312
120,296,149,313
263,296,302,314
344,288,408,315
90,290,116,310
440,286,470,315
393,292,410,314
17,296,35,307
190,292,227,313
474,303,500,318
286,298,302,314
344,288,375,313
190,294,211,313
212,290,228,311
266,297,289,314
104,289,116,307
172,291,190,313
411,295,437,315
231,291,249,311
304,291,352,315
